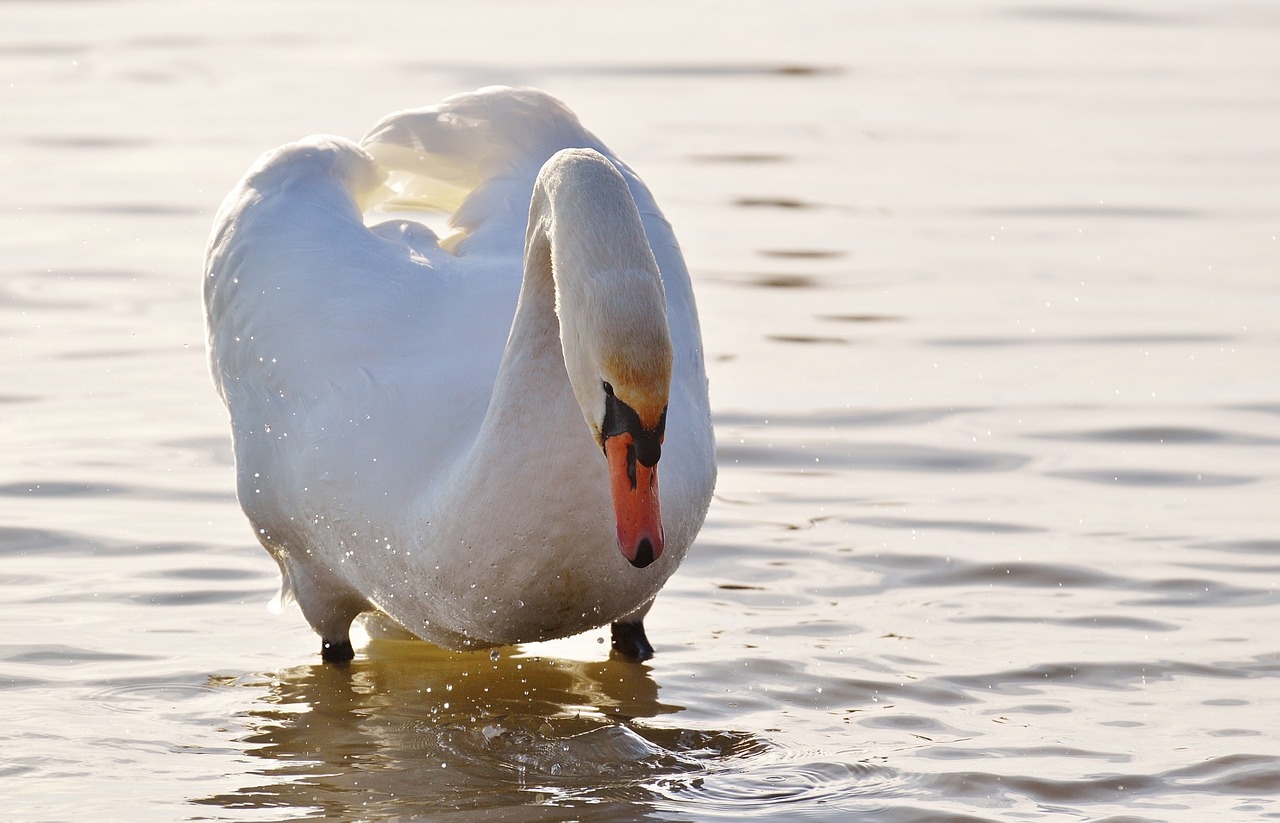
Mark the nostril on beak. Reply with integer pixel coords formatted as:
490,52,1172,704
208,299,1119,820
629,538,656,569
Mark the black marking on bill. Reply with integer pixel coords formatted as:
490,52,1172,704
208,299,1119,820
602,382,665,467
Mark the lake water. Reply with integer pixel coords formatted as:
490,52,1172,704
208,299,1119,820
3,1,1279,820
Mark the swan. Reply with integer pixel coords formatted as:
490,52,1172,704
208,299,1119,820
203,87,715,663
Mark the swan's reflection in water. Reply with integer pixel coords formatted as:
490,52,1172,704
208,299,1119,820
200,639,763,820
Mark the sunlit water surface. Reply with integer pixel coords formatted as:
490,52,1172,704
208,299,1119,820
3,2,1279,820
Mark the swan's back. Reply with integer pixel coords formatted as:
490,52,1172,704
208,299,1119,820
361,87,599,231
360,89,694,297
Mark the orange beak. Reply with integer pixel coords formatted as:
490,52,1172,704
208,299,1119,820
605,432,664,568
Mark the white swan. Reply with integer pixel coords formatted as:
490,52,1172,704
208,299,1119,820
203,87,715,663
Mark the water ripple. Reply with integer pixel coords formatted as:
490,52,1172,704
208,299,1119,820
920,744,1130,764
716,407,980,429
952,614,1179,632
846,512,1040,540
845,550,1277,609
0,526,72,556
651,758,906,817
1191,538,1280,555
929,333,1233,348
1047,469,1255,487
721,442,1028,473
88,679,225,714
0,644,157,668
1032,425,1280,446
942,658,1254,697
0,481,126,498
0,480,235,502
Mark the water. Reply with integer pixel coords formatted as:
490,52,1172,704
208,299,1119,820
3,1,1279,819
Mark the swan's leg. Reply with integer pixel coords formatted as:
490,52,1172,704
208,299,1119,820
280,554,369,665
307,598,365,664
321,637,355,664
610,620,654,660
610,598,656,660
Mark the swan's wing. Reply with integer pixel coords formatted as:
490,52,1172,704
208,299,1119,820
203,136,513,533
206,137,425,405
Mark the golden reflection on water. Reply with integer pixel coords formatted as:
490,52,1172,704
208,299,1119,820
201,640,763,819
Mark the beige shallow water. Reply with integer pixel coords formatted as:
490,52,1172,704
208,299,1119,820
3,1,1280,820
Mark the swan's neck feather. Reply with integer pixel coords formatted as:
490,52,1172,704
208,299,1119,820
525,148,673,432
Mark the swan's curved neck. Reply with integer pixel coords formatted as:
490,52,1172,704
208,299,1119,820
440,148,673,524
515,148,673,431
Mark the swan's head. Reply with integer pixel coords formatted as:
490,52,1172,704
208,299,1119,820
567,261,672,571
597,368,669,569
534,148,674,568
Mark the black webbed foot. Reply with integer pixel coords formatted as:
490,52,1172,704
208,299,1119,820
610,621,655,661
321,638,355,664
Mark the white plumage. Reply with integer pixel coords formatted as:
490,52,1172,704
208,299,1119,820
203,87,714,661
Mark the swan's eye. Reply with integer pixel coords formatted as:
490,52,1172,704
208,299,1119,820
602,381,615,397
